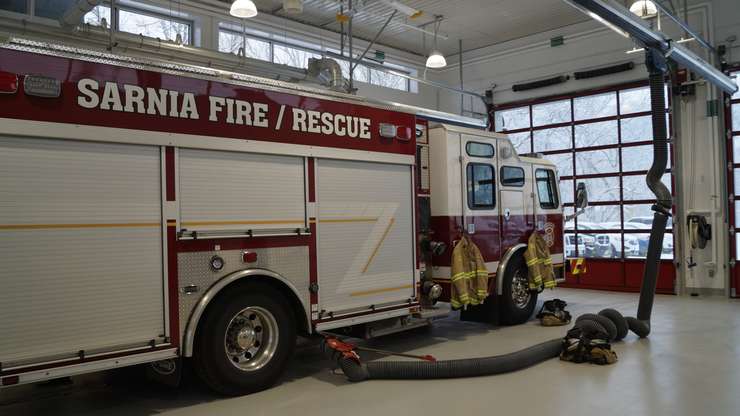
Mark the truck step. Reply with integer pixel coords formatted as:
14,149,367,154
414,303,452,320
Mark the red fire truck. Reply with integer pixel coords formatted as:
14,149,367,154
0,40,564,395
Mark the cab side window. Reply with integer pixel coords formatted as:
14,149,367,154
535,169,559,209
501,166,525,187
466,163,495,209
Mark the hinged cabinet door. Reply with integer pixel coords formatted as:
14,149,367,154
316,159,415,315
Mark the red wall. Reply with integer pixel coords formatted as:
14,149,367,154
562,259,675,294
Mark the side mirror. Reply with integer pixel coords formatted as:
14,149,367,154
576,182,588,210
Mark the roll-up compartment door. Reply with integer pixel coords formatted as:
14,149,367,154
317,159,415,314
0,137,164,368
179,149,306,233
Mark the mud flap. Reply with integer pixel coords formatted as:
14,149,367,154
145,358,182,387
459,294,499,325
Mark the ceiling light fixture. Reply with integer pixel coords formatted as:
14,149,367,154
426,50,446,68
230,0,258,18
283,0,303,14
425,18,446,69
629,0,658,19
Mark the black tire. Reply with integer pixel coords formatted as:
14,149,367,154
193,284,296,396
499,254,538,325
598,308,628,341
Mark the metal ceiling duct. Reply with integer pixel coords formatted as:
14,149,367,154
305,57,344,90
563,0,737,95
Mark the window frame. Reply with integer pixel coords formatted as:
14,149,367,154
118,6,193,45
217,27,272,61
215,27,412,92
535,168,560,209
500,165,525,187
466,163,496,210
84,4,194,45
0,0,28,16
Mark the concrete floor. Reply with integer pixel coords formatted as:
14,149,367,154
2,288,740,416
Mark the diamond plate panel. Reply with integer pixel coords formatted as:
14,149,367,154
177,246,309,341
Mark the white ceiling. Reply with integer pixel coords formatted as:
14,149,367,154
244,0,591,56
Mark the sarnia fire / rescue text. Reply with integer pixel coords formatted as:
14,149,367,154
76,78,372,138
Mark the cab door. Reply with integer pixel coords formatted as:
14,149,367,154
532,165,564,262
460,135,501,263
499,153,532,248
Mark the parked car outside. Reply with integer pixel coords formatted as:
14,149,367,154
565,234,586,258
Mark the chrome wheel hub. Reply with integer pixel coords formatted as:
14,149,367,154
236,326,257,350
511,270,531,309
224,306,279,372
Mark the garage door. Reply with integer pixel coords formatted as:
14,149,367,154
317,159,415,314
0,137,164,367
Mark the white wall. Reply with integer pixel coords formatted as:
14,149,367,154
432,0,740,294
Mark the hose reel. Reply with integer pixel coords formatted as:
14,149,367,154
687,215,711,250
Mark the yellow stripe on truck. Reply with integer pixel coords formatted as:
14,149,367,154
350,284,413,297
0,222,160,230
181,219,304,227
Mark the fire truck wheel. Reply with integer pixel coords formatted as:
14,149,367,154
499,254,537,325
193,284,296,396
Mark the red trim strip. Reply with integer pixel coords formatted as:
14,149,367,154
307,158,316,203
308,223,318,305
165,147,175,202
176,235,310,252
167,225,179,346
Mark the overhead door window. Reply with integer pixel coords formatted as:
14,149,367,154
728,70,740,261
494,83,674,260
467,163,495,209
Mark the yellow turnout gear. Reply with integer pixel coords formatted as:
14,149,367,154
450,234,489,310
524,232,557,290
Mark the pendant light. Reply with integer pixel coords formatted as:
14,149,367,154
629,0,658,18
230,0,258,18
425,18,446,68
425,50,446,68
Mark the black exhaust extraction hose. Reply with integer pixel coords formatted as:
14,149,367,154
338,339,562,381
635,49,673,337
331,48,671,383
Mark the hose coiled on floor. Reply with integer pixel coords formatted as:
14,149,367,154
337,339,562,381
332,308,650,382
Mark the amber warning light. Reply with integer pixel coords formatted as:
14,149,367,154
0,71,18,94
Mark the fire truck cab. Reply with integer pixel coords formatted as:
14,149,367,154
0,41,563,396
418,124,564,324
